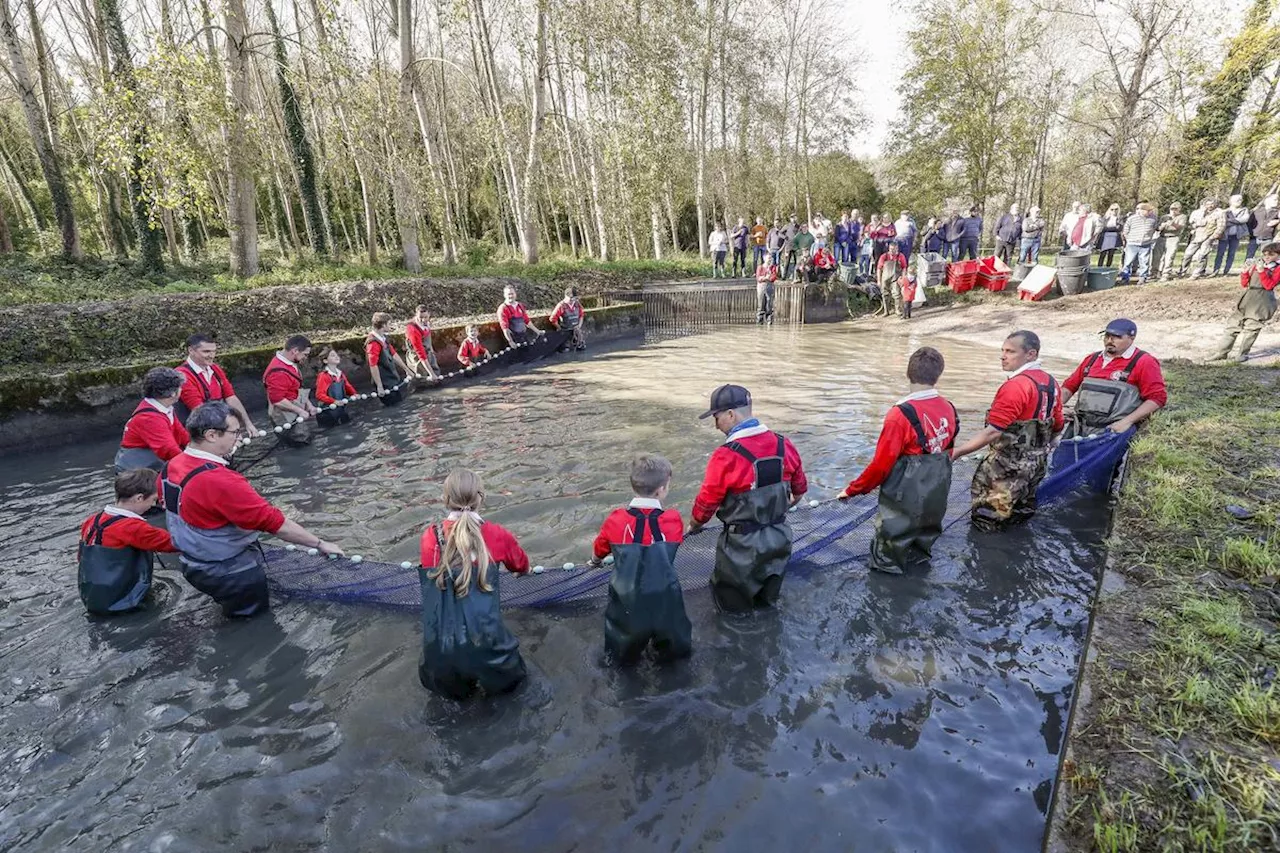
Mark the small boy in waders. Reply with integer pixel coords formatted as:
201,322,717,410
457,325,489,367
589,454,692,665
366,312,411,405
838,347,957,575
952,330,1064,531
263,335,318,446
688,385,808,612
419,468,530,699
314,347,356,428
900,272,918,320
1211,241,1280,362
404,305,443,381
78,469,177,615
550,286,588,351
756,258,779,324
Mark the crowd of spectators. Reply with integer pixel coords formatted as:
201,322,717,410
706,188,1280,286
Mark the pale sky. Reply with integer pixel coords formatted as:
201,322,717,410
849,3,910,158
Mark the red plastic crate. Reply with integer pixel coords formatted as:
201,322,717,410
977,272,1010,292
947,260,979,293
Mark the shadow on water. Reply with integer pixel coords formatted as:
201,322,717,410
0,325,1106,852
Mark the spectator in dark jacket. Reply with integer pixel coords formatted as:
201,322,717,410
957,207,982,260
1246,193,1280,264
782,215,800,275
943,212,964,261
766,219,786,268
922,217,944,254
1214,195,1252,276
994,204,1022,265
730,218,750,278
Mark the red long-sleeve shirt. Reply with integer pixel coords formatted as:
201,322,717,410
877,249,905,271
366,335,398,369
986,367,1065,432
176,361,235,412
404,320,433,362
592,503,684,559
549,298,582,327
458,339,488,366
845,393,958,495
80,510,177,553
756,263,779,284
692,426,807,524
419,519,530,573
1241,263,1280,290
120,401,189,461
315,370,356,404
163,450,285,533
813,248,836,270
263,356,303,405
498,302,531,330
1063,348,1168,408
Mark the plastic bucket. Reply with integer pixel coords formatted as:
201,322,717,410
1056,249,1091,270
1058,269,1087,296
1011,262,1034,284
1087,267,1117,291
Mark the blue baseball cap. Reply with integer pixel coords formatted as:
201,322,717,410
699,384,751,419
1100,318,1137,337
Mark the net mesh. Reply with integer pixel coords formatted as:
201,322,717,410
265,429,1133,610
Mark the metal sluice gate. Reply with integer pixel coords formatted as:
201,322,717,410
600,281,808,329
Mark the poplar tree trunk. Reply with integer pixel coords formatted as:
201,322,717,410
393,0,421,271
0,0,80,258
99,0,164,272
224,0,259,276
517,0,547,264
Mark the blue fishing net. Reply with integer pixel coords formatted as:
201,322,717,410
264,428,1134,610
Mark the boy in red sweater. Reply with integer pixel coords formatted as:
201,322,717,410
314,347,356,427
115,366,190,472
589,454,692,664
1211,242,1280,361
838,347,958,574
404,304,443,380
78,469,177,614
457,325,489,368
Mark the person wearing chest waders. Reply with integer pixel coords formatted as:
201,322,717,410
498,285,544,347
838,347,958,575
78,469,177,615
550,286,588,351
162,402,343,617
175,334,261,436
952,331,1064,531
404,305,443,381
589,454,692,665
263,335,319,446
1210,242,1280,363
116,366,190,473
688,385,809,612
313,347,357,428
1060,319,1168,438
457,324,489,368
366,312,411,405
419,468,531,699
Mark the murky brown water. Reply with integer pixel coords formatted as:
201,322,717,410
0,325,1102,852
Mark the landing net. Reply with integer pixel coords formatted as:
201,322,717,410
264,429,1134,610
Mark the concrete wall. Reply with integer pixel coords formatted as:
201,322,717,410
0,303,642,456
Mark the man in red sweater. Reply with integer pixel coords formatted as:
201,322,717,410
838,347,958,574
1212,244,1280,362
162,402,343,617
404,305,443,380
1061,318,1168,436
78,469,177,615
116,366,190,472
175,333,260,436
498,285,544,347
953,330,1064,530
688,384,807,611
263,335,318,445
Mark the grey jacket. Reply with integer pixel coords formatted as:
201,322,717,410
1021,216,1045,238
1252,203,1279,240
1122,212,1157,246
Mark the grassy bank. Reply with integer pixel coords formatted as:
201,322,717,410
0,252,710,307
1056,362,1280,852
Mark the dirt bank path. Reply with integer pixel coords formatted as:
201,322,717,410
857,278,1279,363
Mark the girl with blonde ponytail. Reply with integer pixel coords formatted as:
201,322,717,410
417,468,530,699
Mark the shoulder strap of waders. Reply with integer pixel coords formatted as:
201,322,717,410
177,364,213,401
895,403,931,452
1120,350,1147,379
264,364,297,387
129,405,169,425
1084,351,1102,374
162,461,217,510
724,435,785,488
625,507,664,545
85,512,125,545
946,402,959,450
